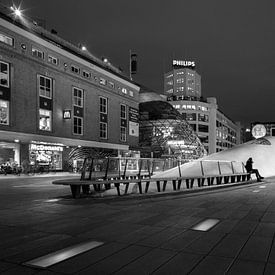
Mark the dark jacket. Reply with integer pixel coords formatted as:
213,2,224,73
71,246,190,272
245,159,253,172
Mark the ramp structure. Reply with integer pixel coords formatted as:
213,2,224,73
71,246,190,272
153,136,275,178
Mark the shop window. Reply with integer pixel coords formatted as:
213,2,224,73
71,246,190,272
0,61,9,87
100,97,107,114
100,122,107,139
73,87,83,107
120,126,126,141
39,109,52,131
0,100,9,125
0,33,14,46
32,47,44,59
39,75,52,98
71,65,80,74
73,117,83,135
48,55,58,65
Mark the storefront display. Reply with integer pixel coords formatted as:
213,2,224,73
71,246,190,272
29,142,63,170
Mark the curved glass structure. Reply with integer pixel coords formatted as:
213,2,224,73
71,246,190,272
139,100,206,160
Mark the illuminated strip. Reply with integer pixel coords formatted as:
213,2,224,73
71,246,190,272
192,219,220,231
24,241,103,268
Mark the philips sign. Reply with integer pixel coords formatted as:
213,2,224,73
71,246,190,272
172,60,195,68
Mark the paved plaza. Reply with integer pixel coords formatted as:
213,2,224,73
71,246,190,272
1,175,275,274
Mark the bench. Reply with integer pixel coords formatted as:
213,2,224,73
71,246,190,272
52,172,252,198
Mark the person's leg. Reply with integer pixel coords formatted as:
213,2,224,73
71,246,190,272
252,169,262,181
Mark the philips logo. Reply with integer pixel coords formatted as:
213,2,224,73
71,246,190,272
173,60,195,67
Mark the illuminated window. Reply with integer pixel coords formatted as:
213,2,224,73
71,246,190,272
122,88,127,94
100,97,107,114
0,61,9,87
71,65,80,74
83,70,90,78
32,47,44,59
39,109,51,131
73,117,83,135
39,75,52,98
73,87,83,107
120,126,126,141
0,100,9,125
100,122,107,139
48,55,58,65
129,90,134,97
0,33,14,46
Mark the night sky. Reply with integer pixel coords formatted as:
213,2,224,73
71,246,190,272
3,0,275,125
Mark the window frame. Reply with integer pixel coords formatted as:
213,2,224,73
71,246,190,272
99,96,108,114
73,116,83,135
0,33,14,46
32,47,44,59
100,122,107,139
73,87,84,108
38,75,52,99
0,61,10,88
48,55,58,65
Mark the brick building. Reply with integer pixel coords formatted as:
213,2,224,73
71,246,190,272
0,8,140,170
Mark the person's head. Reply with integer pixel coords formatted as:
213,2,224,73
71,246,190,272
248,157,253,162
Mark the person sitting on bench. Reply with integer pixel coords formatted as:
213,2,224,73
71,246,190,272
245,157,264,182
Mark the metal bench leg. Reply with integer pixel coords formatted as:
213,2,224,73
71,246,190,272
145,181,150,193
231,176,236,183
191,179,195,188
156,181,161,192
186,179,190,189
172,180,176,190
124,183,129,194
138,181,142,194
163,180,168,191
70,185,81,198
201,178,205,187
82,185,90,194
197,178,201,187
115,183,120,196
177,179,182,190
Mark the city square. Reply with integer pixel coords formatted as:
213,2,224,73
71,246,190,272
0,0,274,274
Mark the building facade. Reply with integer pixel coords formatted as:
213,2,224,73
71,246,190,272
164,61,241,154
0,10,140,170
139,90,206,160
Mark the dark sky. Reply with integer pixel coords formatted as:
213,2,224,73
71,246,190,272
4,0,275,125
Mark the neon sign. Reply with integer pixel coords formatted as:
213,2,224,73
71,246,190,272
173,60,195,67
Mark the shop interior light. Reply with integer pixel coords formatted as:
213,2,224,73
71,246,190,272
14,139,19,143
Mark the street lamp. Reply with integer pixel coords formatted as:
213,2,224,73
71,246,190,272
10,5,22,17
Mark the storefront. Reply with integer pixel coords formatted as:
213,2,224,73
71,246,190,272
29,142,63,170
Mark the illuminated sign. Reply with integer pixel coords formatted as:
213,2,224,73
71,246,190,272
63,110,71,119
30,144,63,152
167,140,185,146
173,60,195,67
252,124,266,139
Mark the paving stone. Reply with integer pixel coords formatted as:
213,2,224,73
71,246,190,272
210,234,249,258
0,264,37,274
136,227,183,248
50,242,127,274
189,255,233,275
161,230,204,251
0,260,18,272
113,248,176,274
183,232,226,254
227,259,265,275
210,219,239,234
261,212,275,223
77,244,151,274
238,236,272,262
264,262,275,275
253,222,275,237
230,220,258,235
153,252,202,274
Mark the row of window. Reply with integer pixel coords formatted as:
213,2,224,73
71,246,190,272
173,104,208,111
0,31,135,97
0,65,129,141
